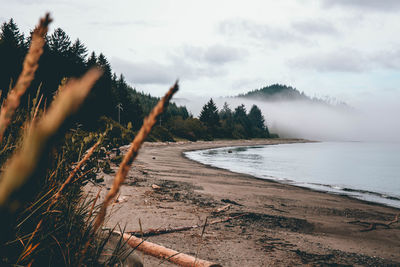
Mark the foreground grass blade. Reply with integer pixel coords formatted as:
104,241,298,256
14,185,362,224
0,68,102,212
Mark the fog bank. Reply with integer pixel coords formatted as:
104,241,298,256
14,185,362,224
174,96,400,142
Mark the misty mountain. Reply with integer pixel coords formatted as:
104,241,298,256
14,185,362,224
238,84,328,104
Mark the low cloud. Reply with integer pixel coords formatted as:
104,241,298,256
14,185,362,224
372,49,400,69
218,19,305,44
111,55,227,85
182,44,246,65
291,19,338,36
322,0,400,12
181,96,400,142
288,48,400,73
89,19,160,28
288,49,367,72
111,58,176,85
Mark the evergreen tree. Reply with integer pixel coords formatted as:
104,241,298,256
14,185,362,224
86,51,97,67
0,19,26,93
248,105,264,129
48,28,71,55
199,98,220,137
113,74,143,129
233,104,251,138
69,39,87,65
219,102,233,138
219,102,232,120
248,105,269,138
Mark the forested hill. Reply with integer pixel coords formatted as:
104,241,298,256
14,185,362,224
238,84,327,104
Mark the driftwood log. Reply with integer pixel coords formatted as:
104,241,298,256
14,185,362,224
348,213,399,232
116,232,222,267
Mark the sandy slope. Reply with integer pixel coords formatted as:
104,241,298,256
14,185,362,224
86,139,400,266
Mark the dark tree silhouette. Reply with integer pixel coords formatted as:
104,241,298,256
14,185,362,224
199,98,220,137
0,19,26,94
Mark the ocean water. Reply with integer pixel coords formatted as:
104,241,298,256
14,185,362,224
185,142,400,208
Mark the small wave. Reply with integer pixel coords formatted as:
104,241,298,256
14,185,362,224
309,183,400,202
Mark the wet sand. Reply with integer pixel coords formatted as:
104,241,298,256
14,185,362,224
87,139,400,266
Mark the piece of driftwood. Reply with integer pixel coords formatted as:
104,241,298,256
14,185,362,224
348,213,399,232
213,204,231,214
116,232,221,267
127,214,245,237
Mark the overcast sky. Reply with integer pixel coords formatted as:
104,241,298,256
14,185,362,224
2,0,400,104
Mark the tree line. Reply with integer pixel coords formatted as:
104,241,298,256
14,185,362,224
198,99,270,139
0,18,273,141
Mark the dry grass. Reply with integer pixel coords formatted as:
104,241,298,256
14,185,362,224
0,68,102,211
0,14,52,142
25,137,103,249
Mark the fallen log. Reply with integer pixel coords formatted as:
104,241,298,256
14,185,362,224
127,214,246,237
116,232,222,267
348,213,400,232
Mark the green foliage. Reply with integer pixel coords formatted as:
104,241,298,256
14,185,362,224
97,116,135,148
147,126,175,142
167,116,209,141
199,99,220,127
199,100,271,140
248,105,269,138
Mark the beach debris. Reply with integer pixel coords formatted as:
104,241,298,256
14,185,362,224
152,156,156,160
221,198,242,206
156,205,174,209
114,195,128,204
151,184,161,190
348,213,399,232
213,204,231,214
114,231,222,267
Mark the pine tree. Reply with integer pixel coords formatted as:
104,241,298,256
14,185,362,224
248,105,264,130
199,98,220,138
0,19,26,93
87,51,97,67
233,104,251,138
69,39,87,64
248,105,269,138
200,98,220,124
219,102,232,120
48,28,71,55
219,102,233,138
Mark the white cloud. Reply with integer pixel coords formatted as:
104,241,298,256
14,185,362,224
291,19,339,36
218,19,306,45
288,48,400,73
288,49,368,72
322,0,400,12
182,44,247,65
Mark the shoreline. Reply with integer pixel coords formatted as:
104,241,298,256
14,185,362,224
182,144,400,210
87,139,400,266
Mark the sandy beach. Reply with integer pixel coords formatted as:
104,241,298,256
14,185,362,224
87,139,400,266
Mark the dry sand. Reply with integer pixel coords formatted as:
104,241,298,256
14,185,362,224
86,139,400,266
